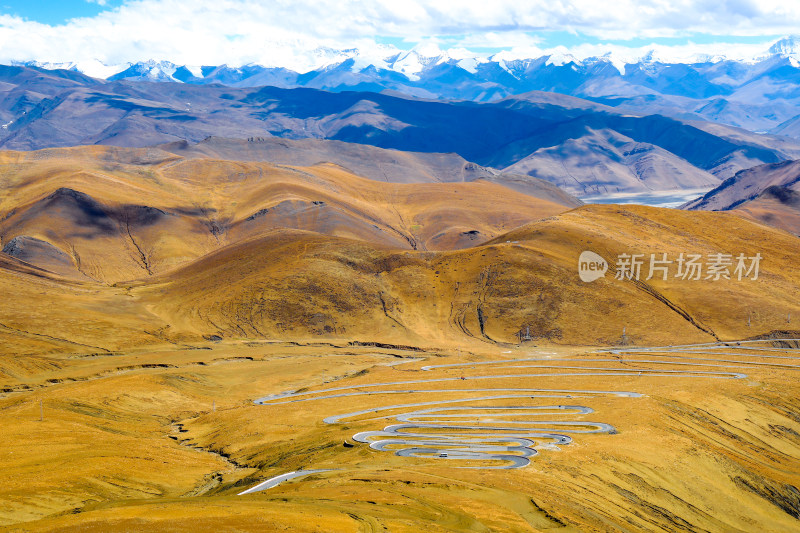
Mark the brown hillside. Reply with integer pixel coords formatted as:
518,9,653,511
136,204,800,347
0,146,797,352
2,146,800,532
0,145,571,283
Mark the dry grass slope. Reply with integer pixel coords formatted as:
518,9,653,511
0,145,570,283
1,342,798,531
0,145,799,531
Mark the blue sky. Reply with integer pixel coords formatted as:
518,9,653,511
0,1,123,25
0,1,795,71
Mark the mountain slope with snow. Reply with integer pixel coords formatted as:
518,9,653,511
16,36,800,138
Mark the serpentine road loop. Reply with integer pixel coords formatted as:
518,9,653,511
240,341,800,493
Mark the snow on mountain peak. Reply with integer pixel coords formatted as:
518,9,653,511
769,35,800,57
13,59,133,79
184,65,204,78
16,34,800,86
594,54,627,76
389,44,450,80
137,61,178,81
413,42,445,58
456,57,479,74
545,47,578,67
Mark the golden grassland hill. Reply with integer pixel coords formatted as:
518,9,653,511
139,203,800,347
0,145,798,352
729,184,800,237
159,136,582,208
685,158,800,236
0,341,798,531
0,145,799,531
0,145,573,284
0,252,168,357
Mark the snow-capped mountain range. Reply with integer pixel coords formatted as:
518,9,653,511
21,36,800,82
11,36,800,135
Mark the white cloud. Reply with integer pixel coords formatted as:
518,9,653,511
0,0,797,71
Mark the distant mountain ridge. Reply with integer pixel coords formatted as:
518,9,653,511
684,159,800,236
0,66,799,197
160,136,583,208
15,36,800,137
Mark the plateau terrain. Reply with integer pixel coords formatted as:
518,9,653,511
0,59,798,532
3,67,800,197
3,2,800,531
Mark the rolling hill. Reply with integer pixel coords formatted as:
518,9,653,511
0,144,577,283
1,145,799,531
136,203,800,348
159,136,581,206
0,67,799,197
684,159,800,236
0,145,797,353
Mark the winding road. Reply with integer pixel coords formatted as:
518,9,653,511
240,340,800,492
